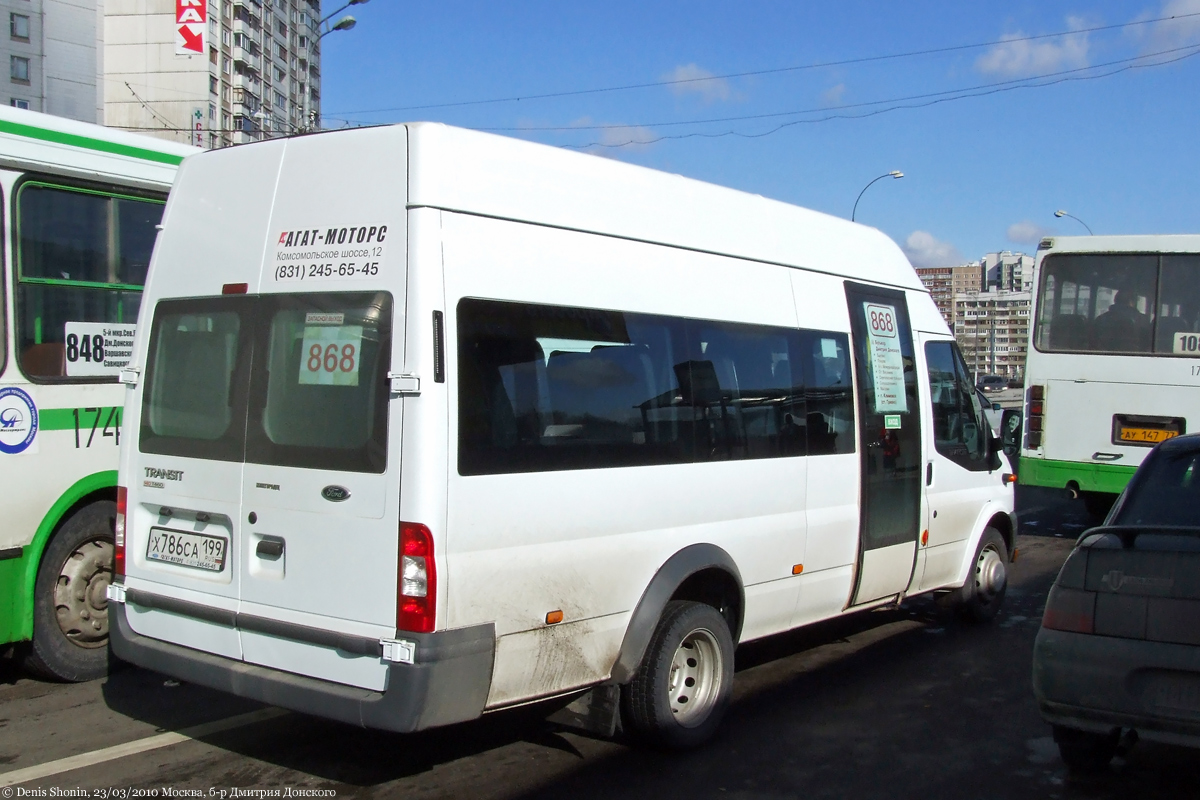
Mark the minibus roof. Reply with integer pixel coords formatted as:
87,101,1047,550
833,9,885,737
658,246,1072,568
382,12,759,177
404,122,925,292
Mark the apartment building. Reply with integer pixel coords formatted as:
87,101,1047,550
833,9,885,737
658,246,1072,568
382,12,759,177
953,289,1032,381
917,252,1035,381
0,0,104,122
105,0,322,148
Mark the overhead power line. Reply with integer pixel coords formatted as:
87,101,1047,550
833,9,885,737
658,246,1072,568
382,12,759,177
546,44,1200,149
325,10,1200,117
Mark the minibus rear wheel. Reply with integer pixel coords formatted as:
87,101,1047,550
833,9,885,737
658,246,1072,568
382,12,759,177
24,501,117,682
621,600,734,750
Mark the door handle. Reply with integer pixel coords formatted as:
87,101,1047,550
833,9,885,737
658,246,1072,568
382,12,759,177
1091,452,1124,462
256,537,284,559
926,463,934,486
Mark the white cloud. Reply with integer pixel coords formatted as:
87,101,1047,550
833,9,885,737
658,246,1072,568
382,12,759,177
821,83,846,106
1007,220,1053,245
663,63,733,103
1133,0,1200,51
975,18,1090,77
902,231,964,269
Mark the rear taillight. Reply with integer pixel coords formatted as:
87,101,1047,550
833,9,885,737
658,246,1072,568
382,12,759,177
1041,585,1095,633
1027,384,1045,449
114,485,127,578
397,522,436,633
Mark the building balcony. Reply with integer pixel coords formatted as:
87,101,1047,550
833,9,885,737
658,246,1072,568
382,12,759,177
233,47,260,73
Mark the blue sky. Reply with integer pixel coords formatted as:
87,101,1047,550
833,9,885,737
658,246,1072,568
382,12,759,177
317,1,1200,268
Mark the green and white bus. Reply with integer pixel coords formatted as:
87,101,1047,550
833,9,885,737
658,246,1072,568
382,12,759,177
0,106,195,680
1018,234,1200,515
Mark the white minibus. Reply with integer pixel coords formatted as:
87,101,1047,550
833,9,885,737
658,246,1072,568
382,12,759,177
0,105,195,681
108,123,1015,748
1017,235,1200,516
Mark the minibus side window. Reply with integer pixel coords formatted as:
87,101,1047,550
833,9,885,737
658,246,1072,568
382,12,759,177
140,297,250,463
457,299,818,475
15,182,164,381
802,332,855,455
686,322,806,461
925,340,990,471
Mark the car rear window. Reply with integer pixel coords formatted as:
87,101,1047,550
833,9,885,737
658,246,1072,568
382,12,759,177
1113,448,1200,527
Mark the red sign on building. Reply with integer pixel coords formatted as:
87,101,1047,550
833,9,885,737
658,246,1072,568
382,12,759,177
175,0,207,55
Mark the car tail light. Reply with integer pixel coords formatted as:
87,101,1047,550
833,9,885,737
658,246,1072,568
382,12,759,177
397,522,436,633
1041,585,1095,634
1027,384,1045,449
114,485,127,578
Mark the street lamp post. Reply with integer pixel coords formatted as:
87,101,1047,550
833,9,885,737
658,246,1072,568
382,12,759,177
852,171,904,222
320,0,369,36
1053,210,1093,235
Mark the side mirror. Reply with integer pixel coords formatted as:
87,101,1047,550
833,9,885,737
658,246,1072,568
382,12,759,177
992,402,1002,412
1001,409,1022,458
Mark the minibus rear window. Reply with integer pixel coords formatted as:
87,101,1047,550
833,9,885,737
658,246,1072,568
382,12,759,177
140,297,250,462
140,292,392,473
246,292,392,474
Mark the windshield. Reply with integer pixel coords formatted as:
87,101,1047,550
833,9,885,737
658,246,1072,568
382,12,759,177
1034,253,1200,356
1113,446,1200,526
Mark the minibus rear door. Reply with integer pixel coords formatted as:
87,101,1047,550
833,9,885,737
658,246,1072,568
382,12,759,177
236,291,399,692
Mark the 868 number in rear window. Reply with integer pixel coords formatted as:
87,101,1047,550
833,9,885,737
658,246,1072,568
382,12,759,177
146,527,227,572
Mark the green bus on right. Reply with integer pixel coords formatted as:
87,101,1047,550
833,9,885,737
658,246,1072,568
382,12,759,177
1017,234,1200,516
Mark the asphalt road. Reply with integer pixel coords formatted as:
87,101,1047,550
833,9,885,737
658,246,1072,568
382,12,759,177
2,487,1197,799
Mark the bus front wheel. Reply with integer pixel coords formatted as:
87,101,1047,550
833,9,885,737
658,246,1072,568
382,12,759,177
24,501,117,682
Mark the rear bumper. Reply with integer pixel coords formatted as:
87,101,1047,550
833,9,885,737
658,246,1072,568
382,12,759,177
1018,456,1136,494
1033,627,1200,748
110,601,495,734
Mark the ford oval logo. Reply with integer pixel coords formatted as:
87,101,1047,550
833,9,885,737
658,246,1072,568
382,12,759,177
321,485,351,502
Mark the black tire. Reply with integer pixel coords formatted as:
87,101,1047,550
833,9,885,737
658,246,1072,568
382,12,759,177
960,526,1009,623
23,501,116,682
1080,491,1115,523
1053,725,1119,773
621,600,735,750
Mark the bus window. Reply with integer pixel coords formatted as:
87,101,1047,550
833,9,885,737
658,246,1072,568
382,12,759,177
1034,254,1157,355
1155,255,1200,355
15,183,164,380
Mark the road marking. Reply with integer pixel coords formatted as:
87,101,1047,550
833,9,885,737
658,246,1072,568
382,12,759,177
0,707,287,787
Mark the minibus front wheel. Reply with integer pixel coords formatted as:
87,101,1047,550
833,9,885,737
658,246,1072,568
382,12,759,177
960,526,1009,623
621,600,734,750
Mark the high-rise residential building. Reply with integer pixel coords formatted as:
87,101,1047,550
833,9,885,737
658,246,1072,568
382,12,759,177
0,0,104,122
914,266,953,321
105,0,322,148
982,251,1034,292
953,290,1032,381
915,252,1034,381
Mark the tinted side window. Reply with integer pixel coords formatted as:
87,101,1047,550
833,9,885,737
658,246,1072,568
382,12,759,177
457,299,815,476
686,321,806,462
458,299,692,475
926,340,990,471
802,331,854,455
16,182,164,380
